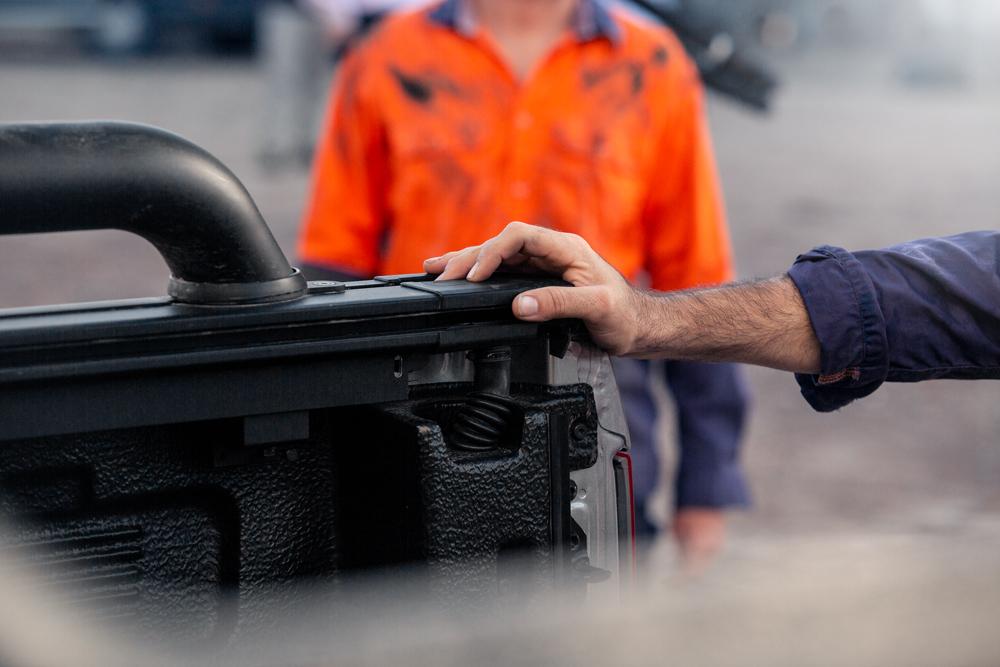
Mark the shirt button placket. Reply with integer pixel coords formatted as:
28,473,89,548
514,110,533,131
509,103,534,212
510,180,532,199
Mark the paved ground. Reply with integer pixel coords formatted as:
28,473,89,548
2,46,999,568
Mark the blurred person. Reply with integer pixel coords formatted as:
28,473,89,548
427,225,1000,411
258,0,330,167
297,0,750,569
303,0,427,52
259,0,424,168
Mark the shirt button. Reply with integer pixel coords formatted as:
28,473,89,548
514,111,534,130
510,181,531,199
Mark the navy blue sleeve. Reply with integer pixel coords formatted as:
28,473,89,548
787,231,1000,412
664,361,751,508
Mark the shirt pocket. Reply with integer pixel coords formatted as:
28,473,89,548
542,116,648,236
390,116,490,164
386,117,496,235
548,115,645,177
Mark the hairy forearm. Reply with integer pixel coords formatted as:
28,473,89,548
629,275,821,373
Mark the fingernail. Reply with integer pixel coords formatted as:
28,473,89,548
425,256,441,264
466,261,480,281
516,295,538,317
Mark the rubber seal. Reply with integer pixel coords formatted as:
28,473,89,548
168,268,307,305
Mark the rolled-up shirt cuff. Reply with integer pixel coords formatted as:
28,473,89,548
787,245,889,412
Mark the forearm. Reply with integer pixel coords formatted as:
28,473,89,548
429,223,1000,413
630,276,820,373
787,232,1000,411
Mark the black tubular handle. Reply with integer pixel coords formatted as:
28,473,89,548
0,121,307,305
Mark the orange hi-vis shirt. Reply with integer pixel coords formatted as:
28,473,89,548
299,0,734,291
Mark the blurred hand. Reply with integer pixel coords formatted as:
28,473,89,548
672,508,726,575
423,222,644,356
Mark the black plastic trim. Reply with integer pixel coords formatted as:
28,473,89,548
0,276,572,441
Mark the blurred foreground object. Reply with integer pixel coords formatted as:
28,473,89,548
2,524,1000,666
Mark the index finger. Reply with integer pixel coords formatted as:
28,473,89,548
467,222,585,282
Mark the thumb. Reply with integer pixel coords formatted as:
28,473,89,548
513,286,609,322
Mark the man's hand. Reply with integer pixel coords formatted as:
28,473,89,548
424,222,821,373
424,222,645,356
672,508,726,575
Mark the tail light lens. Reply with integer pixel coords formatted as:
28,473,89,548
613,451,637,585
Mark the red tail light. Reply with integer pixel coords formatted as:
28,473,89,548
613,450,638,585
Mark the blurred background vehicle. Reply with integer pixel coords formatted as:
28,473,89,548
0,0,260,55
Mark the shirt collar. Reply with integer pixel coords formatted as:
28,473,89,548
428,0,621,46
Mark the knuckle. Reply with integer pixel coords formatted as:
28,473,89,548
505,221,528,233
567,233,591,253
546,289,565,313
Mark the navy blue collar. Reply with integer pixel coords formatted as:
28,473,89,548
428,0,621,46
